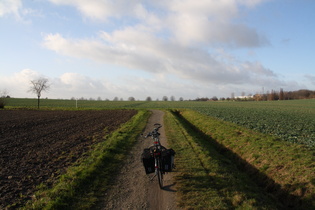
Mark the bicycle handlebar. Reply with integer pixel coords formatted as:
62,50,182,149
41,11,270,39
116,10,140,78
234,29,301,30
144,123,162,138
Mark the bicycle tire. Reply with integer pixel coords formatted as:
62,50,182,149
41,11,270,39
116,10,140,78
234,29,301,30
157,158,163,189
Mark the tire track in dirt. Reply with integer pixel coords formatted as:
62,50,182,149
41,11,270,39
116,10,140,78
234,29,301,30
96,110,177,210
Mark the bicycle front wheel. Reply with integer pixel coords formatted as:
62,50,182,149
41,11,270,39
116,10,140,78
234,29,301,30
157,159,163,189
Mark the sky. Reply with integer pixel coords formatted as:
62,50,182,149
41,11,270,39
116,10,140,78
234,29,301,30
1,0,315,101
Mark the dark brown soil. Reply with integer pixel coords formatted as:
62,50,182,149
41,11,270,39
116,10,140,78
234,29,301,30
0,109,137,209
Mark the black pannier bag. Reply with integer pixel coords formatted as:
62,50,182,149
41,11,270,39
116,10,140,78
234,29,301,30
161,148,176,172
141,148,155,174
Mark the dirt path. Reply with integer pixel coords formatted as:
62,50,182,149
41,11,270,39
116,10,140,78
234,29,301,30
96,110,178,210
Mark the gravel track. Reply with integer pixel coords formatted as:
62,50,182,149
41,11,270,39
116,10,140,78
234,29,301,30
96,110,178,210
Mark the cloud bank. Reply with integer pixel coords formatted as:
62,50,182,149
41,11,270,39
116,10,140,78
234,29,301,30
41,1,275,89
3,0,309,100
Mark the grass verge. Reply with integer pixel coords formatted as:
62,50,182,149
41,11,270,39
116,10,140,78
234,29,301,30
23,109,150,209
169,109,315,209
164,110,281,209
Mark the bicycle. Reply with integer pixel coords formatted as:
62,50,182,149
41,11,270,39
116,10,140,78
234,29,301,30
143,123,167,189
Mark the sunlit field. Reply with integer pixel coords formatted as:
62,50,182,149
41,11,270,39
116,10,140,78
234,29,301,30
6,98,315,148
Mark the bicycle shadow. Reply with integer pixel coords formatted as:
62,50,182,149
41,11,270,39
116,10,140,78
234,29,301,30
161,182,177,192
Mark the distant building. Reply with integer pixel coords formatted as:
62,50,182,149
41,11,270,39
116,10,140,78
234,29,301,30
235,95,254,100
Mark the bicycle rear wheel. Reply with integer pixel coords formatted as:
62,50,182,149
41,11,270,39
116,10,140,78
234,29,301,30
157,158,163,189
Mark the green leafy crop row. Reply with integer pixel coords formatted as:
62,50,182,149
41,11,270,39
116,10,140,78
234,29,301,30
189,100,315,148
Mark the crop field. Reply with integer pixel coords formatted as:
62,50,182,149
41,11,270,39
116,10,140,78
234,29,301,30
7,98,315,148
189,100,315,148
0,109,137,208
3,98,315,208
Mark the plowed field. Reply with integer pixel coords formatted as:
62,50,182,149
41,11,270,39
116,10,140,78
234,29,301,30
0,109,137,209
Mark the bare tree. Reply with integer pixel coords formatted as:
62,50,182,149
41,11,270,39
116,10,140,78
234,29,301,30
0,89,9,109
145,96,152,101
29,77,50,109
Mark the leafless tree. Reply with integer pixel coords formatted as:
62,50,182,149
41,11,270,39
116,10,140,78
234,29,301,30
28,77,50,109
0,89,9,108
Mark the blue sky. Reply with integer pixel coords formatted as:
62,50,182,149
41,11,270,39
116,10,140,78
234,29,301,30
1,0,314,100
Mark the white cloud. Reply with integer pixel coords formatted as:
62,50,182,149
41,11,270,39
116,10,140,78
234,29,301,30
42,31,276,86
305,74,315,86
48,0,143,21
45,0,269,47
38,0,292,98
2,0,314,100
0,0,42,22
0,69,108,99
53,72,110,98
0,68,308,100
163,0,269,47
0,69,191,99
0,69,41,97
0,0,22,18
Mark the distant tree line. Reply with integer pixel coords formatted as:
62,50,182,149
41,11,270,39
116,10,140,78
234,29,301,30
193,96,218,101
70,95,184,102
253,89,315,101
191,89,315,102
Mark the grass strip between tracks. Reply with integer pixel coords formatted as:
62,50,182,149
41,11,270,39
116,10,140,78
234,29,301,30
164,109,315,209
23,109,150,209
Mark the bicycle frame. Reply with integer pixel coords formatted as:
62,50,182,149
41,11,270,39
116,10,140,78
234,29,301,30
144,123,166,189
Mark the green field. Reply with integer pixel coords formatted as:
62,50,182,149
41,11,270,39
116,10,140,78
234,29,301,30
3,98,315,209
164,109,315,209
6,98,315,148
